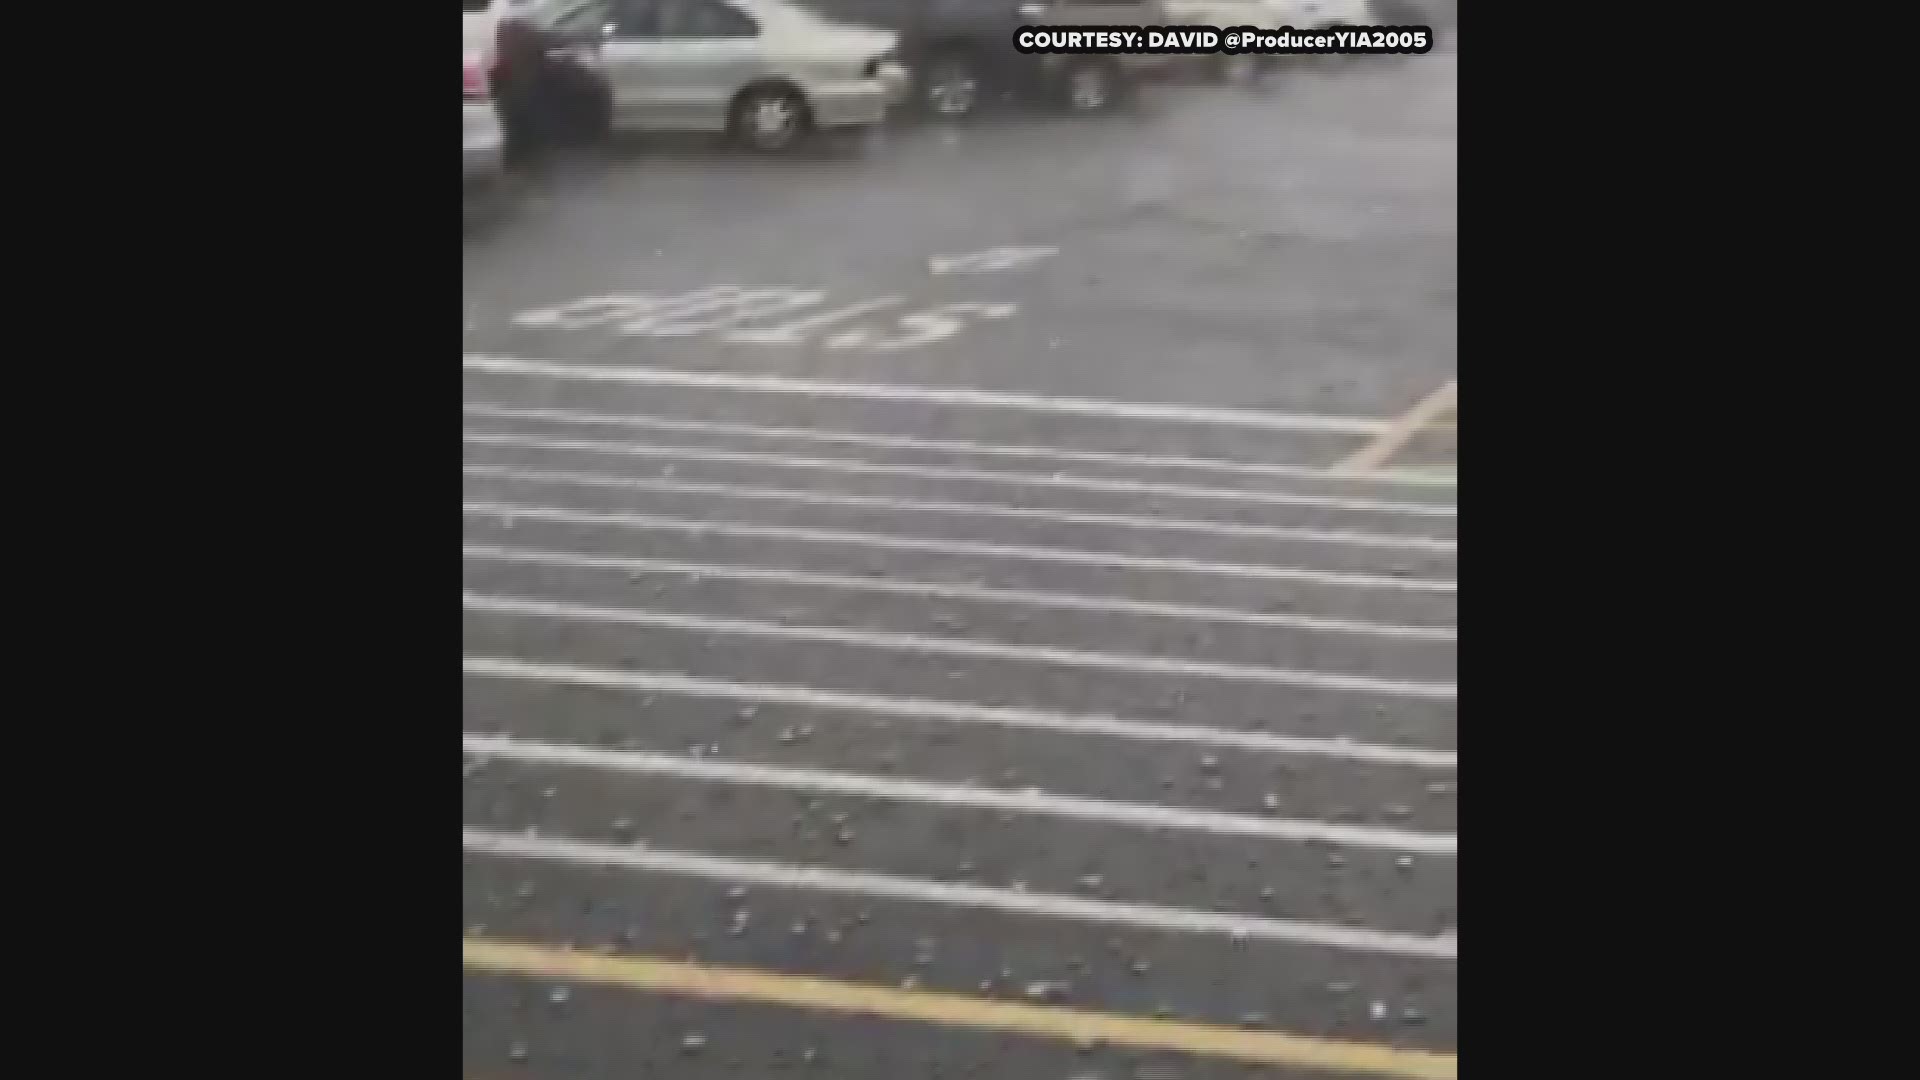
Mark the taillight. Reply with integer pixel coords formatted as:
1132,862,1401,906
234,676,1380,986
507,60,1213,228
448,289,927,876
463,59,488,100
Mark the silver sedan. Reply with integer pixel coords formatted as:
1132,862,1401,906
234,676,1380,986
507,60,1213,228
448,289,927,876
549,0,908,151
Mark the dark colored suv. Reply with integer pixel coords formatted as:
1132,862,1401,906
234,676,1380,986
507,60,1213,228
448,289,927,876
795,0,1169,119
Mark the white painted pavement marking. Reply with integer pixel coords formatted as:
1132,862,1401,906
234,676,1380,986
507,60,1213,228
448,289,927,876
463,356,1392,436
461,594,1460,700
1392,466,1457,482
462,658,1459,768
462,502,1459,593
462,828,1459,960
510,295,658,330
511,292,1018,350
723,296,905,344
463,432,1455,518
460,403,1458,488
620,288,830,337
827,302,1019,352
464,730,1451,849
463,734,1457,854
462,545,1458,642
928,246,1060,274
515,288,829,336
463,464,1457,554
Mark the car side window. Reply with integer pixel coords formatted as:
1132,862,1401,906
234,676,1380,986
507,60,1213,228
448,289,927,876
612,0,661,36
821,0,898,22
618,0,758,37
670,0,759,37
550,0,613,36
930,0,1024,19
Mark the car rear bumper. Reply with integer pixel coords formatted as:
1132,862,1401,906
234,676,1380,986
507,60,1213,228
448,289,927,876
810,79,894,129
463,101,506,180
876,62,911,107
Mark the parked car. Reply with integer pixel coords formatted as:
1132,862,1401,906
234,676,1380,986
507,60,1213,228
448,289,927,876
1304,0,1448,57
1295,0,1366,24
795,0,1170,121
1366,0,1443,39
1160,0,1292,82
1246,0,1440,31
489,0,906,152
464,0,505,57
1285,0,1403,66
464,50,508,189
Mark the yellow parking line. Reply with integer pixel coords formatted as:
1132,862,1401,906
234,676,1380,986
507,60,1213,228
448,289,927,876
1384,464,1457,480
463,938,1457,1079
1335,382,1458,474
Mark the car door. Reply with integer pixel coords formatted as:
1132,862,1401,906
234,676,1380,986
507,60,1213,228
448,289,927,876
601,0,766,131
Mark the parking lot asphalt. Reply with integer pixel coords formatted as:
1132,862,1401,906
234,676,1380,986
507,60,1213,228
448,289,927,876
464,46,1456,1080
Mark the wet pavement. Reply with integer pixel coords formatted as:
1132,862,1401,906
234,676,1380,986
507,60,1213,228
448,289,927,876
464,46,1456,1080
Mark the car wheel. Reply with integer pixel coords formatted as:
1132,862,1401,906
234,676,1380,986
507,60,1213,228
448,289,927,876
730,85,809,152
1061,59,1119,113
922,54,982,119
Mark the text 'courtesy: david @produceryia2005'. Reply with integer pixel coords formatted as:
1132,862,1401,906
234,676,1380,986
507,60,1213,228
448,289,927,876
1013,24,1435,54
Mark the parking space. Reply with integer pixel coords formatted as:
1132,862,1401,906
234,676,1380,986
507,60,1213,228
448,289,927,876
465,46,1455,420
465,43,1455,1080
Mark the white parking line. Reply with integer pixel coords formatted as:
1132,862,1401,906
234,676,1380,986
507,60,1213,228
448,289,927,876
462,594,1460,700
459,403,1458,488
464,502,1458,592
722,296,906,344
462,545,1457,642
463,356,1392,436
463,464,1457,553
464,432,1456,518
928,245,1059,274
463,734,1456,853
462,658,1458,768
462,828,1459,959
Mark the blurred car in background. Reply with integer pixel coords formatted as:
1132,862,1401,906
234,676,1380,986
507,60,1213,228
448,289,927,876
797,0,1170,121
1366,0,1443,39
1286,0,1418,66
1265,0,1444,30
1160,0,1292,82
464,0,505,56
1296,0,1368,25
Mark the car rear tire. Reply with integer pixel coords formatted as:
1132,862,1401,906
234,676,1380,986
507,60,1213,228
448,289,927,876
730,84,810,152
921,52,984,120
1060,59,1121,113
